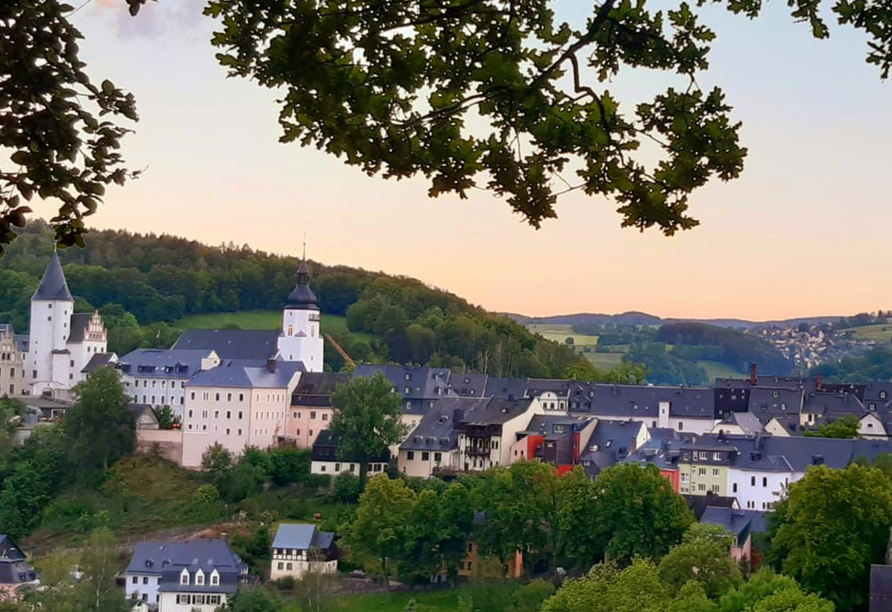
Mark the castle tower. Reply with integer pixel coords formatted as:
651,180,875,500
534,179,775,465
28,252,74,396
277,259,323,371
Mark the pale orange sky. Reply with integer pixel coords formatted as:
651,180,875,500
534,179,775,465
35,0,892,321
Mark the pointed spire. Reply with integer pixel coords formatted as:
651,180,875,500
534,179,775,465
33,252,73,302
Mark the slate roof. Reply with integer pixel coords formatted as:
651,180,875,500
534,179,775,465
172,329,280,360
526,379,571,397
715,375,816,392
401,397,486,451
582,419,643,457
522,414,595,437
716,411,764,435
292,372,349,407
118,348,208,379
32,252,73,302
700,506,757,546
354,365,453,400
583,384,715,419
459,397,536,426
126,539,246,594
686,494,739,520
686,433,892,472
448,372,488,397
82,352,116,374
312,430,389,462
0,535,37,586
802,391,867,419
67,313,97,343
272,524,335,551
186,359,303,389
0,323,13,336
483,376,530,399
624,437,686,472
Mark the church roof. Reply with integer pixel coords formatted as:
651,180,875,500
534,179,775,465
285,261,319,311
173,329,280,361
33,252,73,302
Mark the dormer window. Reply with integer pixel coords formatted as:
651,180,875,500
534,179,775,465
773,391,779,398
180,569,190,585
195,569,205,585
870,403,877,411
405,373,410,381
210,570,220,586
882,391,888,400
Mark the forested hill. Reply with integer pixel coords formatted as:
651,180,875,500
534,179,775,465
0,221,584,377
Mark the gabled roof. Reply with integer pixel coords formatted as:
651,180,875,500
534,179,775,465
747,386,804,422
0,535,26,562
583,384,715,419
700,506,755,546
401,397,485,451
173,329,280,361
67,313,100,343
353,365,452,399
292,372,350,407
448,372,488,397
82,352,116,374
33,252,73,302
186,360,303,389
483,376,530,399
118,348,208,378
126,539,246,594
272,524,335,551
459,396,537,426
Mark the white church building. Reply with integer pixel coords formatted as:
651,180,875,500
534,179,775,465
26,253,111,399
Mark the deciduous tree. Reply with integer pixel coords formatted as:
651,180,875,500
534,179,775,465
659,523,742,599
206,0,892,235
330,373,406,482
766,464,892,611
348,474,416,589
64,367,135,475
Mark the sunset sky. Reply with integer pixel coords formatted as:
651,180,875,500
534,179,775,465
38,0,892,320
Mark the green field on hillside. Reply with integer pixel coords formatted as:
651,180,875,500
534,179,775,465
584,352,624,369
175,310,374,343
527,323,599,346
840,323,892,343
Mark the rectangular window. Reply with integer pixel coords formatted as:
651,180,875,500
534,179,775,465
434,452,442,462
751,476,756,486
239,393,244,401
176,595,191,605
712,468,720,477
407,451,415,460
697,483,706,492
422,451,430,461
322,413,329,421
698,467,706,476
194,595,205,605
310,411,316,419
713,452,722,461
733,483,738,493
763,477,768,487
227,393,232,401
143,577,148,584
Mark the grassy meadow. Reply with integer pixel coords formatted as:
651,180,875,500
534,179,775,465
175,310,374,344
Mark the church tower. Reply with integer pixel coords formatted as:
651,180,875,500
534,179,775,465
28,252,74,396
277,258,323,372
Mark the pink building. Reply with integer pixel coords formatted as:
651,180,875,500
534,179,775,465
283,372,349,448
181,359,304,468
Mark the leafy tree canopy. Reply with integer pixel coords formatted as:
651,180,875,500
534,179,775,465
205,0,890,234
766,463,892,611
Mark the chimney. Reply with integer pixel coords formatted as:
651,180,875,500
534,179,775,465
816,373,823,392
750,363,757,385
267,357,277,374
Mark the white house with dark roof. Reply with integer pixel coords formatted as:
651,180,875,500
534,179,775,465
23,253,109,399
124,539,246,611
270,524,338,580
117,348,213,415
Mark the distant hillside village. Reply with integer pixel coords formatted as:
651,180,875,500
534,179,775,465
4,256,892,507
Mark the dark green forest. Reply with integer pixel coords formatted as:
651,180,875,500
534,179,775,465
0,221,586,377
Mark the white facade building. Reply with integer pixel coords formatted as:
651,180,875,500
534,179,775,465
25,253,109,398
270,524,338,581
277,261,323,372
